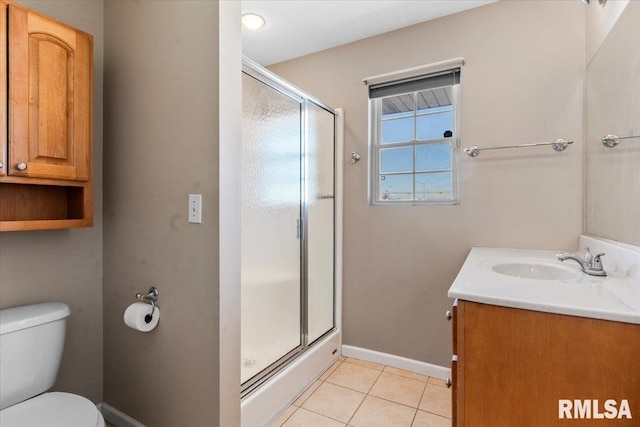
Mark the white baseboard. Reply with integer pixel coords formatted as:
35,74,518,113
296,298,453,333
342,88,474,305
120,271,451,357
341,345,451,379
99,402,146,427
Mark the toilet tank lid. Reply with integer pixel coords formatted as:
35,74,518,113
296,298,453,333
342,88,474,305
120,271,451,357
0,302,70,335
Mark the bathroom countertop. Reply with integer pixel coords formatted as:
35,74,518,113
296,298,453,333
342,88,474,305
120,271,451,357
448,246,640,325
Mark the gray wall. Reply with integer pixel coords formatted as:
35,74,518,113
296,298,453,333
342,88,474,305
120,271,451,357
270,0,585,366
102,1,230,425
0,0,104,403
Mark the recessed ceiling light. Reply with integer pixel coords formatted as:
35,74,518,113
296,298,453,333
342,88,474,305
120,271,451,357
242,13,265,31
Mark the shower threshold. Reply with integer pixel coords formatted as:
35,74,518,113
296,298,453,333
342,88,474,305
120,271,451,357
241,330,341,427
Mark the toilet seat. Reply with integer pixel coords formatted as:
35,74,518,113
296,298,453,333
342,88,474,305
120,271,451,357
0,392,105,427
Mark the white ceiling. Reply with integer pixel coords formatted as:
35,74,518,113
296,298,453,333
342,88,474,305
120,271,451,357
241,0,496,66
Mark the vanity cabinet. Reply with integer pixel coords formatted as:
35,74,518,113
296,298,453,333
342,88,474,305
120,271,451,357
0,0,93,231
451,300,640,426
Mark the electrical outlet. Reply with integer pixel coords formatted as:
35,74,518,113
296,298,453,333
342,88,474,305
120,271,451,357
188,194,202,224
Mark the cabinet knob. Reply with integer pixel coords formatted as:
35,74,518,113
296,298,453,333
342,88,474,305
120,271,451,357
0,161,3,168
445,377,452,388
16,162,27,171
445,310,452,321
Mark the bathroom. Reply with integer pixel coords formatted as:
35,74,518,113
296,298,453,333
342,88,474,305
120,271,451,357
0,0,638,426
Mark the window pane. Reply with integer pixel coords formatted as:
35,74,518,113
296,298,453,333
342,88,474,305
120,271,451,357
416,143,451,171
381,93,415,116
380,174,413,201
383,110,413,120
416,111,453,140
370,80,459,205
380,147,413,173
382,117,414,144
416,86,453,110
417,105,452,114
415,172,453,201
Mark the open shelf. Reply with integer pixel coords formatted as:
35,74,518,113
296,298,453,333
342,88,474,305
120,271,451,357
0,183,92,231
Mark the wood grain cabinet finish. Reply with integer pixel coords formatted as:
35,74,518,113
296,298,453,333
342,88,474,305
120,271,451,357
1,1,7,177
0,0,93,231
453,301,640,426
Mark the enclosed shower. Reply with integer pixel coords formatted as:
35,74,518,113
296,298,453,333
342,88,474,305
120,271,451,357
240,59,342,425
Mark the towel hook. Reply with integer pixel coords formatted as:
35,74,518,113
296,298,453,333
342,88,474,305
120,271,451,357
136,286,159,324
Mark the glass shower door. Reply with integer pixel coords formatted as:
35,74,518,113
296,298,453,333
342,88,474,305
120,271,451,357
306,102,336,343
241,73,302,386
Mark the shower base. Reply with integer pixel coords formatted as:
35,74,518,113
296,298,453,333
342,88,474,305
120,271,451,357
241,330,341,427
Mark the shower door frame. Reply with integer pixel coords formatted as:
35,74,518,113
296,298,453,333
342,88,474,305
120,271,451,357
241,58,337,398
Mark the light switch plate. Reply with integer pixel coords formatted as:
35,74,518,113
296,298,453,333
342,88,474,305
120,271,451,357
189,194,202,224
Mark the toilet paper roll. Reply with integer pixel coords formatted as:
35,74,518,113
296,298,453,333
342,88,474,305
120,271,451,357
124,302,160,332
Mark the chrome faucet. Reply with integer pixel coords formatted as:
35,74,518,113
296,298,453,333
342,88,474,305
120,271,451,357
556,247,607,276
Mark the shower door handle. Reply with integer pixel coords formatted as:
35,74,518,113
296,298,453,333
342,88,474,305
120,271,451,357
297,219,304,240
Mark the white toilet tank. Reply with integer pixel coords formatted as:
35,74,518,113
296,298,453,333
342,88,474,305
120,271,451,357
0,302,71,411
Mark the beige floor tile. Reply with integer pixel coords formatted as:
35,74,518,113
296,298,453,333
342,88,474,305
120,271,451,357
383,366,429,383
282,408,345,427
293,380,322,406
350,395,416,427
344,357,385,371
427,377,446,387
320,360,343,381
269,405,298,427
326,360,381,393
418,384,451,418
369,371,427,408
302,382,366,423
412,410,451,427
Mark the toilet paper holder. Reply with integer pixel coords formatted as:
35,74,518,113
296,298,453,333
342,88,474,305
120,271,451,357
136,287,159,324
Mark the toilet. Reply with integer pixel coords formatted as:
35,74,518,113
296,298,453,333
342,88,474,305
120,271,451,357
0,302,105,427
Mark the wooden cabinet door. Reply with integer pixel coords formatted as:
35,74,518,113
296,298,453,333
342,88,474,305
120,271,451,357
459,301,640,426
8,5,92,181
0,1,7,177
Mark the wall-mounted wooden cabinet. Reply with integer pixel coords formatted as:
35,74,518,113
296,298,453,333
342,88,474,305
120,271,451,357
0,0,93,231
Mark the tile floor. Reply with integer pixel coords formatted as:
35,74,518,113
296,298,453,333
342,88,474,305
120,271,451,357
269,356,452,427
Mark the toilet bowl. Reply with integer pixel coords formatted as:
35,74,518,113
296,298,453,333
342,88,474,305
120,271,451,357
0,303,106,427
0,392,105,427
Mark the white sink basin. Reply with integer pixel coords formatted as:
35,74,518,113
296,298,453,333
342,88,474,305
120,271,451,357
449,244,640,325
490,261,579,280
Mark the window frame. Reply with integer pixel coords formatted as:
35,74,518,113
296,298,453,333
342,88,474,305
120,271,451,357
369,79,461,206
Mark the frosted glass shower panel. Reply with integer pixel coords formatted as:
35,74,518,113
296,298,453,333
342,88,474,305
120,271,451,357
306,102,335,343
241,73,302,384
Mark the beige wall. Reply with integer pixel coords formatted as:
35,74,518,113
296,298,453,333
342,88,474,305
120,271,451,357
585,0,629,64
218,1,242,424
104,0,241,427
103,1,238,425
271,0,585,366
585,1,640,246
0,0,104,403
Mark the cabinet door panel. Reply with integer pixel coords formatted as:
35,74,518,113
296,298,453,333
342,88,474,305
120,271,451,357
460,302,640,426
8,5,91,181
0,2,6,177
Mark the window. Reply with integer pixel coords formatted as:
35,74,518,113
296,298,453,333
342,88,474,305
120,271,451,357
369,68,460,205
